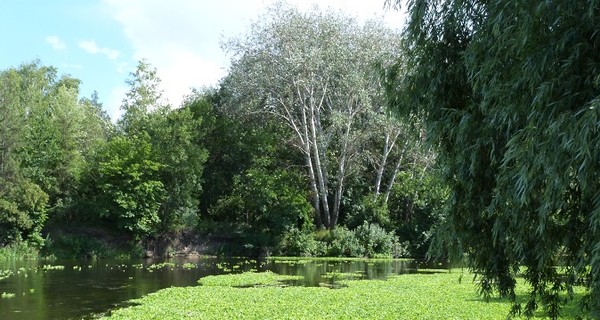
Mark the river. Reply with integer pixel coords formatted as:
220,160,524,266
0,257,438,319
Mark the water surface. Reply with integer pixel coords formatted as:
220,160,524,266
0,257,440,319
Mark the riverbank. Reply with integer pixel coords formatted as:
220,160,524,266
34,225,227,259
101,271,590,319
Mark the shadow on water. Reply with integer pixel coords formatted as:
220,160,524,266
0,257,447,320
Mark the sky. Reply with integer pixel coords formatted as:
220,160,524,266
0,1,405,120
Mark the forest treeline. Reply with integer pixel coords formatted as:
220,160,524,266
0,5,446,259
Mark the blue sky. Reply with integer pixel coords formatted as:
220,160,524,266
0,0,404,120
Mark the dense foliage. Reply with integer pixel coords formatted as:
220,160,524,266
0,61,107,246
386,0,600,317
223,5,429,230
0,4,444,260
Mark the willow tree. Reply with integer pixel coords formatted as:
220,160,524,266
224,3,403,229
386,0,600,318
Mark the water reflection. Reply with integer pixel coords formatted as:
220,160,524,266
0,257,443,320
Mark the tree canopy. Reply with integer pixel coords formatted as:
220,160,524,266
0,4,446,263
386,0,600,317
223,4,418,230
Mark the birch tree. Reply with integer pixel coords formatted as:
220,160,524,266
224,4,401,229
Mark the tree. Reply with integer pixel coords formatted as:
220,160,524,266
224,3,402,229
118,60,166,135
92,60,208,236
86,136,165,238
79,90,114,153
20,76,85,212
148,106,207,233
0,61,97,244
0,65,28,185
386,0,600,317
209,157,313,255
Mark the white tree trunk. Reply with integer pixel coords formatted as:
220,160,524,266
309,99,330,227
383,141,408,204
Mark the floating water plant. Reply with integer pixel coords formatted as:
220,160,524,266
101,271,591,319
41,264,65,271
0,269,13,280
182,263,197,270
147,262,176,271
322,272,362,281
198,271,301,287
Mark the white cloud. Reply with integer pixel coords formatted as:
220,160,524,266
102,0,405,109
61,63,83,70
45,35,67,51
79,40,121,60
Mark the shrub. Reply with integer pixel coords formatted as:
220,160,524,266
0,241,39,260
345,194,391,230
276,228,325,257
354,222,400,258
0,179,48,248
327,226,364,257
43,232,116,259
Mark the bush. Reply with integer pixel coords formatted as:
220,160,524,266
276,228,326,256
354,221,399,258
0,179,48,248
327,226,364,257
345,194,391,230
0,241,39,260
274,223,403,258
43,233,116,259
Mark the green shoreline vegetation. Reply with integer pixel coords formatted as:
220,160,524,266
101,271,590,319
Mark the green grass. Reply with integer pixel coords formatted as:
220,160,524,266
101,271,590,319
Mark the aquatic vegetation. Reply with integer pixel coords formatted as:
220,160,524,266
322,271,363,281
0,269,13,280
102,271,590,319
198,271,301,287
269,256,407,263
147,262,176,271
182,263,197,270
41,264,65,270
215,262,235,273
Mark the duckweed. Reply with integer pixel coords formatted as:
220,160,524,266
198,271,301,287
102,271,589,319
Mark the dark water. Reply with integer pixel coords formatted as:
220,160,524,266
0,257,440,320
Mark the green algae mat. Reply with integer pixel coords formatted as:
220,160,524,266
102,271,589,319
